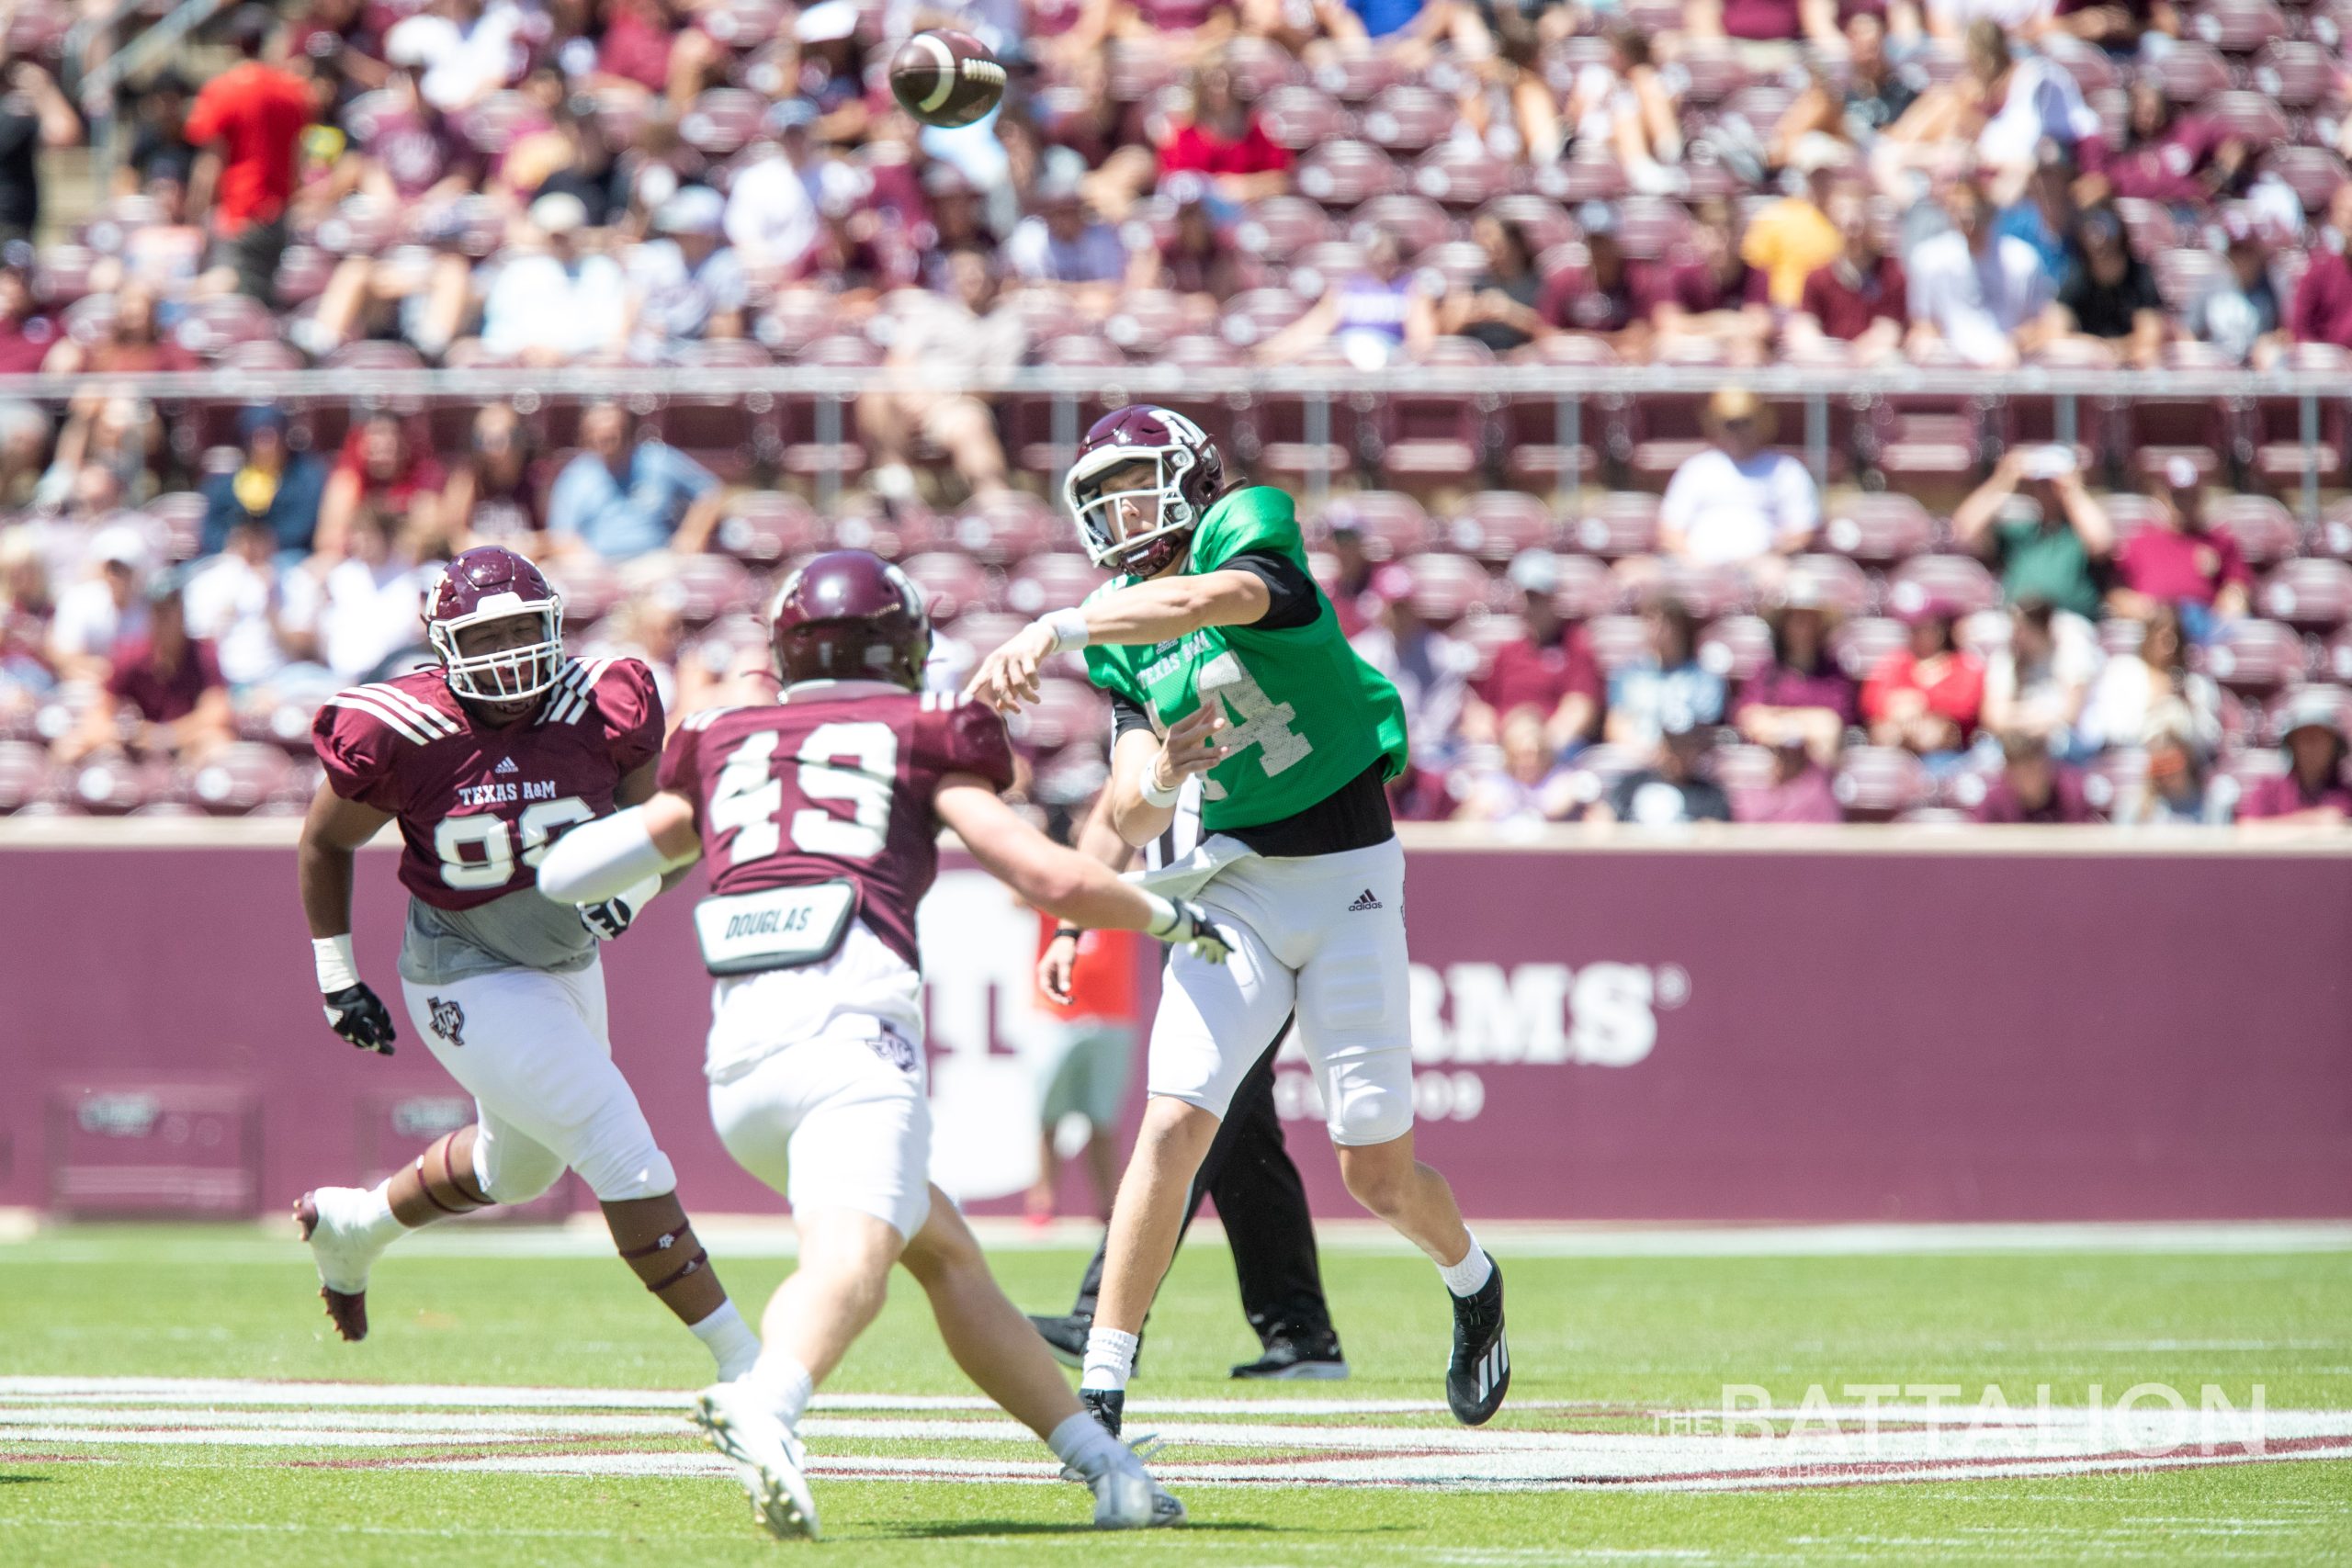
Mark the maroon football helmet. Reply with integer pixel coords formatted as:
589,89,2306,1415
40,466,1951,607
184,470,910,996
1062,404,1226,578
424,547,565,703
769,549,932,690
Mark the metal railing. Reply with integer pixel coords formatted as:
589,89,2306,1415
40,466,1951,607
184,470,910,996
5,362,2346,513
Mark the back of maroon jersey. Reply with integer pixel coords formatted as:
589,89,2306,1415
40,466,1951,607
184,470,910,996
657,682,1016,969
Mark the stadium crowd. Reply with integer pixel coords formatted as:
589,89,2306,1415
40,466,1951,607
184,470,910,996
2,0,2351,824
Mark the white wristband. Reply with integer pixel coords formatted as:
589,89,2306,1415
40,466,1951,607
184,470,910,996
1141,892,1179,937
313,934,358,995
1039,608,1091,652
1139,765,1181,808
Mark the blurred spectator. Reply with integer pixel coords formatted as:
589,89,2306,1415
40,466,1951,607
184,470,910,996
0,525,53,723
626,186,749,360
55,569,232,765
114,72,197,198
0,260,59,373
470,193,629,365
1735,734,1844,823
1605,600,1726,750
2077,603,2221,754
1964,23,2101,193
1639,198,1770,363
1562,28,1683,196
2189,216,2287,368
2047,0,2178,45
2235,692,2351,824
1741,143,1847,310
1452,708,1579,824
184,516,300,692
2113,717,2231,826
1317,0,1466,61
1351,563,1475,768
2087,81,2246,213
1462,549,1601,752
1442,214,1551,355
1258,231,1437,367
1537,204,1645,355
1992,145,2079,283
2042,207,2166,367
861,246,1023,504
1006,164,1130,287
2107,458,2250,634
1862,598,1984,760
200,406,329,560
1906,175,2055,367
1970,730,2099,822
47,527,150,682
1732,581,1856,766
726,110,821,275
546,401,724,561
1591,717,1732,826
1979,597,2099,760
1657,389,1819,569
1772,15,1917,163
1790,186,1906,363
1149,60,1293,206
185,7,311,301
1687,0,1840,47
280,506,436,679
384,0,528,113
1128,175,1245,303
319,412,446,560
40,393,162,513
2287,185,2352,352
441,403,547,546
99,175,210,300
1324,513,1377,637
1951,445,2113,620
0,55,82,248
0,399,46,508
516,94,631,230
45,283,198,377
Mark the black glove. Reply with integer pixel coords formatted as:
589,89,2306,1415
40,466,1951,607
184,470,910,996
1152,898,1239,965
579,895,638,942
323,982,397,1055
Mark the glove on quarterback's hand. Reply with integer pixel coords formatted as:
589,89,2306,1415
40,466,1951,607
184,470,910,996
579,894,639,942
324,982,397,1055
1151,899,1239,965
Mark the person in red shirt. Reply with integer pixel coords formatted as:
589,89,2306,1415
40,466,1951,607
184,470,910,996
2108,457,2252,630
2086,82,2244,211
2290,184,2352,351
53,570,232,764
1462,548,1603,752
1792,186,1907,364
2239,691,2352,825
1029,904,1143,1225
318,412,447,560
1862,596,1985,761
1536,203,1649,358
1636,197,1772,365
185,7,315,301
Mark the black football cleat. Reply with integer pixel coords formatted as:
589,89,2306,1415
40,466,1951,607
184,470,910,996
1444,1262,1509,1426
1029,1313,1089,1370
1231,1326,1350,1381
1080,1387,1125,1438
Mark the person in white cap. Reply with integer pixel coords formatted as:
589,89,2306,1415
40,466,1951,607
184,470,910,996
625,186,748,361
2108,456,2252,637
471,192,628,365
2239,691,2352,825
46,525,152,682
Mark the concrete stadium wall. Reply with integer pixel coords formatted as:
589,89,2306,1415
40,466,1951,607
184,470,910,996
1,823,2346,1224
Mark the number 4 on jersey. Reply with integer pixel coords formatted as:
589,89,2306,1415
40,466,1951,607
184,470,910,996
1194,651,1311,802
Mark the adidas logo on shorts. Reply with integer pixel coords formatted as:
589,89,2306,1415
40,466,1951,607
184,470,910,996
1347,889,1382,911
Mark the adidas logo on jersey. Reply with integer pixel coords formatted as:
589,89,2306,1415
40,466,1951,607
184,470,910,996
1348,889,1382,911
494,757,518,774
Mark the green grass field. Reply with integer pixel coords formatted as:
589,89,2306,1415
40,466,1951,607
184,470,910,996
2,1224,2347,1565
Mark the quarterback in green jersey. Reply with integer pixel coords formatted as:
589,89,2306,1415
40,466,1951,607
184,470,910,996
968,405,1509,1433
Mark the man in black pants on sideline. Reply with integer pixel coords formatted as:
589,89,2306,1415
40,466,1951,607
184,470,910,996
1028,788,1347,1380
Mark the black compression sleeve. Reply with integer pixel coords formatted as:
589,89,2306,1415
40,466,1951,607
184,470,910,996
1109,690,1155,741
1223,550,1323,631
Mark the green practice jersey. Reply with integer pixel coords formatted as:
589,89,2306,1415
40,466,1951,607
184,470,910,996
1080,486,1409,831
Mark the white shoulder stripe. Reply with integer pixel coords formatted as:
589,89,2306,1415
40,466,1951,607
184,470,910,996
537,659,592,727
325,693,432,746
362,682,458,735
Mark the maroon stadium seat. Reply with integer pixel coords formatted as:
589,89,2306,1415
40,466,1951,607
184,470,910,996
1446,491,1559,563
1833,746,1928,821
1401,554,1491,626
1654,560,1753,620
1360,85,1456,155
1005,555,1106,616
2199,616,2304,693
2252,40,2340,107
1312,44,1408,103
1567,493,1660,559
1351,194,1454,255
1221,34,1301,97
1312,491,1430,559
1784,554,1872,617
2146,43,2233,103
699,0,786,48
2204,92,2292,146
1458,611,1525,680
0,741,50,813
1236,196,1335,256
1257,85,1352,152
715,491,825,565
1674,42,1753,106
2189,0,2289,51
1832,616,1909,681
2260,145,2352,211
1888,555,2002,616
1296,141,1401,208
1218,287,1313,349
1378,337,1495,483
1005,678,1106,755
664,555,756,625
898,552,1000,623
2207,494,2302,569
1476,196,1577,252
2080,747,2148,818
1412,144,1514,209
1100,288,1194,357
65,758,160,816
456,91,539,156
187,744,294,817
2040,33,2120,94
1583,615,1653,673
1699,614,1773,682
1821,494,1935,563
2322,626,2352,684
2260,558,2352,629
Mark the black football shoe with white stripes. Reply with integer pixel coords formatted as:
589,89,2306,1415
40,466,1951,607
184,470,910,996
1445,1263,1510,1426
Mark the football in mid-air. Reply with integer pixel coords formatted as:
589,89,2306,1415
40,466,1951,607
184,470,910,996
888,29,1005,128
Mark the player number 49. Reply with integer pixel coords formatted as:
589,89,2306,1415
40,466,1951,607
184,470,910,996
709,723,898,863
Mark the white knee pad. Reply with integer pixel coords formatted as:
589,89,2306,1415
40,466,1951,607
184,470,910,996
569,1109,679,1202
1326,1067,1415,1147
473,1131,565,1205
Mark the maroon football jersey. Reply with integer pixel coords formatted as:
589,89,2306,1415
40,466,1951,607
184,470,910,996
313,657,665,910
658,682,1017,968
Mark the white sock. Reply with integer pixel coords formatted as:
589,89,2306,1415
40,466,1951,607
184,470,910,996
1047,1410,1130,1480
1439,1233,1494,1298
688,1299,763,1382
748,1350,814,1428
347,1183,404,1249
1080,1326,1140,1393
